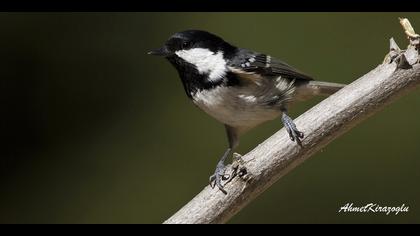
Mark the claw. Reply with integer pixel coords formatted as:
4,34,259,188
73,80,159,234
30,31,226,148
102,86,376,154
222,173,231,181
216,179,227,194
289,132,295,141
282,112,304,146
297,131,304,139
208,147,234,194
209,175,216,188
209,165,228,194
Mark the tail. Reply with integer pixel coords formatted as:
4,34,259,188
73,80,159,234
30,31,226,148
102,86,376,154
294,80,347,101
306,81,347,96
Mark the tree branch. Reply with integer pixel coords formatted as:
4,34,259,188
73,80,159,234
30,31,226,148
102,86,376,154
164,18,420,224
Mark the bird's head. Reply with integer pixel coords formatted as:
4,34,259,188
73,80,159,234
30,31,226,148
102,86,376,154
148,30,234,57
148,30,236,81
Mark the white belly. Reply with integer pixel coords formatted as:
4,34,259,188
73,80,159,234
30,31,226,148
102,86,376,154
192,85,283,131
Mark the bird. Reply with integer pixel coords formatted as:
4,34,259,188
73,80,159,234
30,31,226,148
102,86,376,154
148,30,346,194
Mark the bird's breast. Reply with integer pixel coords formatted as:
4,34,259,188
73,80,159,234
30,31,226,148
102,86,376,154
192,84,283,130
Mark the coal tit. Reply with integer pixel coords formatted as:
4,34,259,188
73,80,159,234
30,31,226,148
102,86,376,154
149,30,346,194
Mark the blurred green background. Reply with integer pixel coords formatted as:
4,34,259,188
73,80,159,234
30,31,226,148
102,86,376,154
0,13,419,224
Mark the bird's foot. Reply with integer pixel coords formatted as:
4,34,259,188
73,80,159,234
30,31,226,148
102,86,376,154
282,113,304,146
209,161,230,194
209,153,253,194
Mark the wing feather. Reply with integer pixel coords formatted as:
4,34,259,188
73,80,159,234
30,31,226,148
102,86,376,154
228,49,314,82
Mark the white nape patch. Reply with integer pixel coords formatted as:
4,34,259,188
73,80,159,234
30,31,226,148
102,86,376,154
175,48,226,82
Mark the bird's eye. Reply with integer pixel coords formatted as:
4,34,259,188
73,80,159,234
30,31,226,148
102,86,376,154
182,41,191,49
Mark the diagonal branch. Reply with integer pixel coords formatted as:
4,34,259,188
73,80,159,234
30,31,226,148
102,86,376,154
164,18,420,224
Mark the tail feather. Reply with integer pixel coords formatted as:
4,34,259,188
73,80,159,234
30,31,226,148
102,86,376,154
307,81,347,96
294,80,346,101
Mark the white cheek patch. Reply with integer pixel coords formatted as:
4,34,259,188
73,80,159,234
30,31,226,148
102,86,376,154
175,48,226,82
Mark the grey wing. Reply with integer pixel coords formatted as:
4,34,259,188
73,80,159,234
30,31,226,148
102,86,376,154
228,49,314,81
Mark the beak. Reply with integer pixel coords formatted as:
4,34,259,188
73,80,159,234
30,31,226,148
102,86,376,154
148,46,172,57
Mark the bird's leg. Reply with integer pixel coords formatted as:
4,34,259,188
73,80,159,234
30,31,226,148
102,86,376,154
209,125,238,194
281,109,304,146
